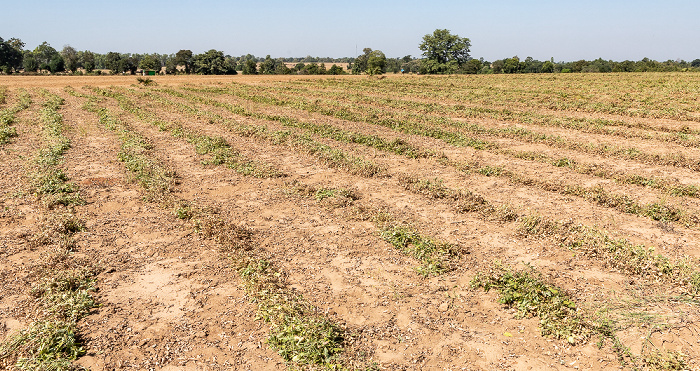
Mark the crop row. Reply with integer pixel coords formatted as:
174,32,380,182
71,89,363,368
252,80,700,197
216,82,700,174
133,84,700,292
292,74,700,121
0,90,97,369
155,85,700,228
0,89,31,145
90,84,697,369
259,80,700,149
103,85,463,277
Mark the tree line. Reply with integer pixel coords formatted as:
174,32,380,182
2,33,699,76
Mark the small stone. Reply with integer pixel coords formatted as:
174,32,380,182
438,302,449,312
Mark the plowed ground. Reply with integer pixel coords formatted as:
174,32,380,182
1,73,700,370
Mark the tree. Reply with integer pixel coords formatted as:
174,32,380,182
242,59,257,75
61,45,79,72
328,64,344,75
48,53,65,73
302,62,319,75
502,56,521,73
105,52,123,74
541,60,555,73
461,58,482,74
293,62,305,73
419,29,471,74
352,48,372,74
366,50,386,75
174,49,193,73
22,50,38,73
0,37,24,73
80,51,95,73
258,55,277,74
34,42,60,72
139,54,161,71
193,49,231,74
275,62,291,75
691,59,700,68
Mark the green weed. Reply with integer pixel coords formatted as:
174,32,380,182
471,263,590,344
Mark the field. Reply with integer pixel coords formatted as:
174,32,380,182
1,72,700,370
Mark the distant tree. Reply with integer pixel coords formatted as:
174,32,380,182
105,52,123,74
139,54,161,71
491,59,504,74
366,50,386,75
419,29,471,74
174,49,193,73
242,59,257,75
259,55,277,74
328,64,344,75
275,62,291,74
225,56,238,74
352,48,372,74
48,53,65,73
79,50,95,73
0,37,24,73
541,60,555,73
691,59,700,68
460,58,482,74
165,58,178,74
193,49,231,74
22,50,38,73
123,56,138,74
61,45,79,72
502,56,521,73
34,42,60,72
302,62,319,75
291,62,303,73
401,58,421,73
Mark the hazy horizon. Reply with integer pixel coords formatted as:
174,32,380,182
4,0,699,62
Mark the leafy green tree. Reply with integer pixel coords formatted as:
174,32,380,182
61,45,79,72
491,59,504,74
541,60,555,73
328,64,344,75
0,37,24,73
690,59,700,68
352,48,372,74
79,51,95,73
193,49,231,74
225,56,238,74
139,54,161,71
105,52,123,74
367,50,386,75
48,53,65,73
303,62,319,75
175,49,193,73
259,55,277,74
502,56,521,73
419,29,471,74
275,62,291,74
128,56,140,74
293,62,306,73
242,59,257,75
461,58,482,74
34,42,60,72
22,50,38,73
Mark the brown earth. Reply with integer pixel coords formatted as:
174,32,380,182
1,74,699,370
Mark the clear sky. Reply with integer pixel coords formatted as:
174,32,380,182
3,0,699,62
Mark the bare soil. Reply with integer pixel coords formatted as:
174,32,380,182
1,74,699,370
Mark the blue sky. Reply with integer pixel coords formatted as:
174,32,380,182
3,0,699,62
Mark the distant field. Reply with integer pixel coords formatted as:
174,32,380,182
1,72,699,370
